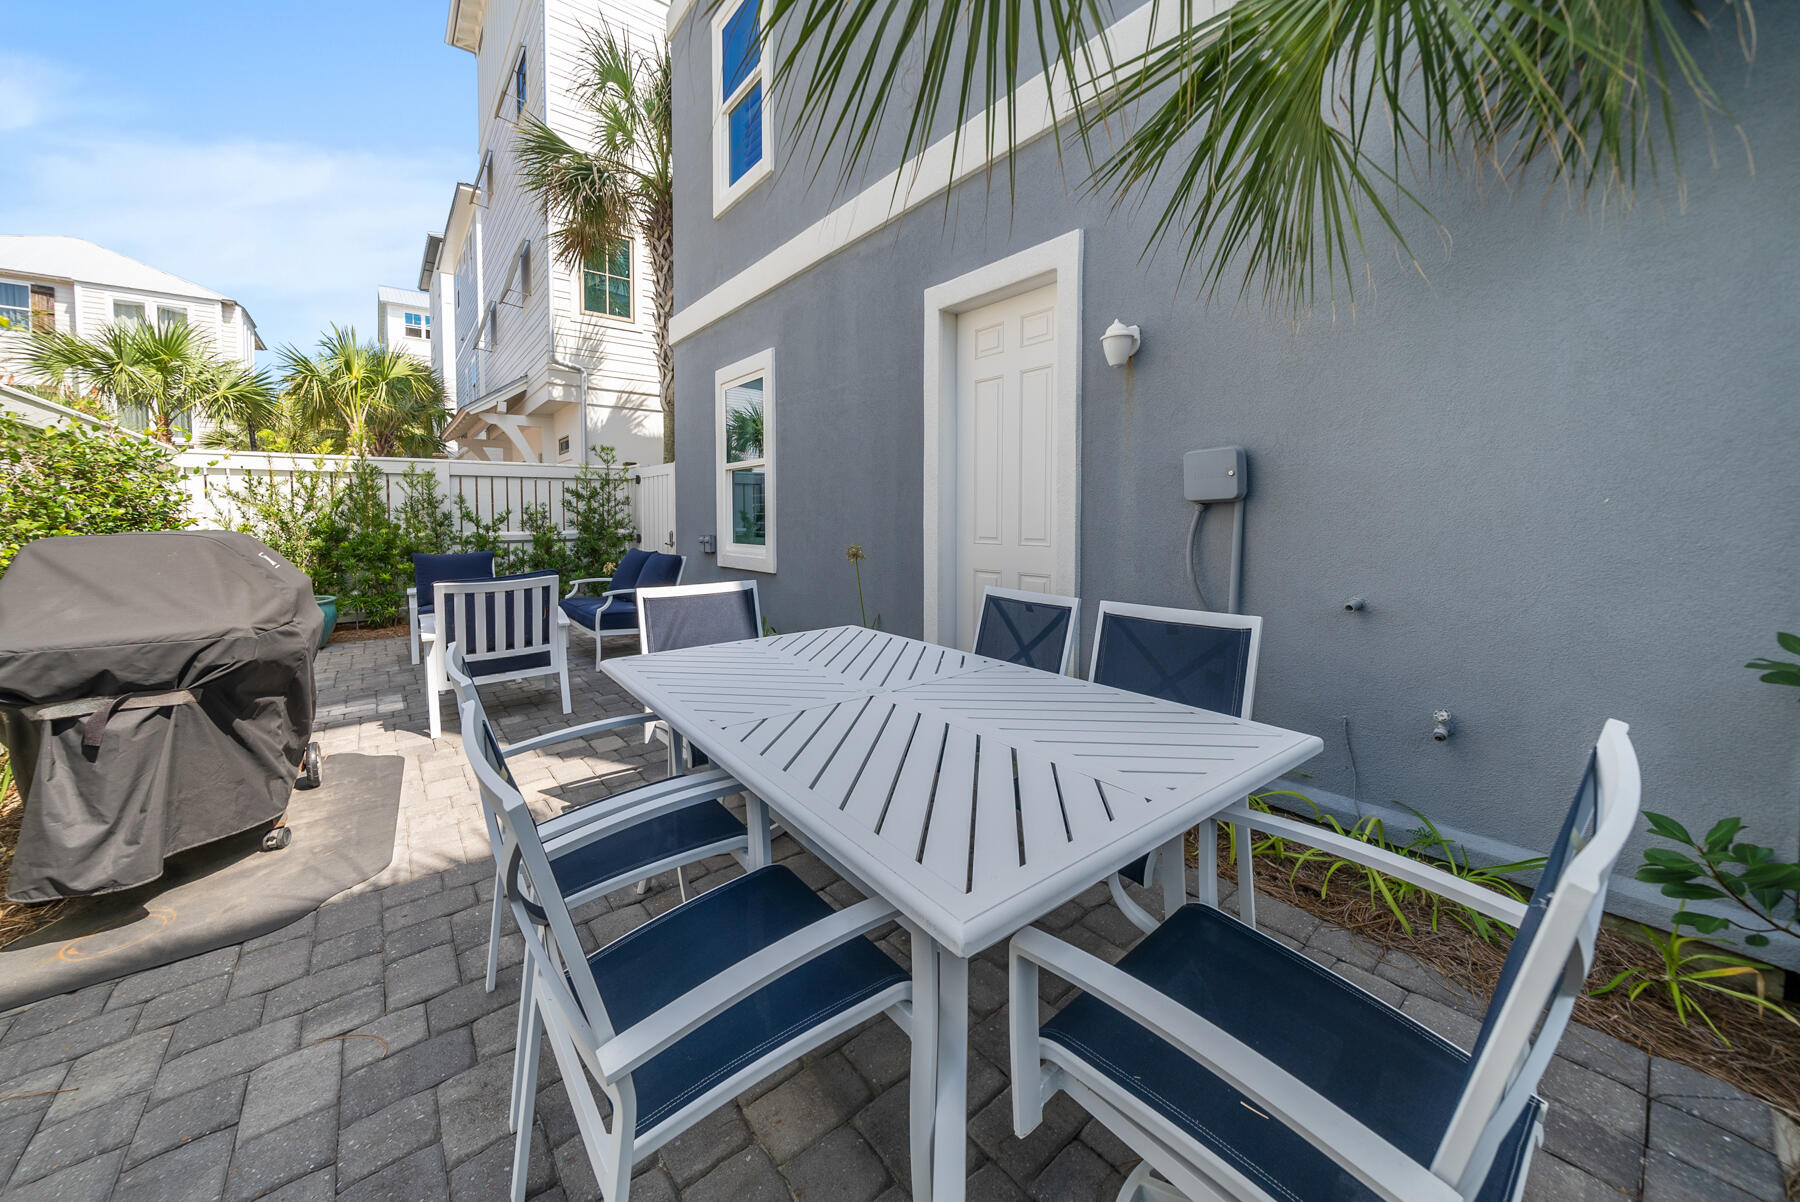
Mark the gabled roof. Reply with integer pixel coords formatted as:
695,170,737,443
0,236,258,331
377,285,430,308
0,236,223,301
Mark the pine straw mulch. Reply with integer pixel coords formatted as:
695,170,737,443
0,780,69,951
1202,822,1800,1123
328,622,407,644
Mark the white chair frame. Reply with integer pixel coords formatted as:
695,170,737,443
974,586,1082,675
459,689,929,1202
1088,601,1263,933
423,575,570,738
634,581,763,775
566,557,687,669
1010,720,1641,1202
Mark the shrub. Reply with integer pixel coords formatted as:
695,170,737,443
565,449,634,579
0,414,192,576
213,461,344,582
315,460,409,624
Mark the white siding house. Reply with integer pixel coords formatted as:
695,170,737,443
0,236,262,387
434,0,666,467
375,285,435,363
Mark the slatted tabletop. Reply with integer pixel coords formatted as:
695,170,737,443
605,627,1322,956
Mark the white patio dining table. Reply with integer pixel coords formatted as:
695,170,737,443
602,625,1324,1201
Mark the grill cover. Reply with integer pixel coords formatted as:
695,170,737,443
0,531,322,902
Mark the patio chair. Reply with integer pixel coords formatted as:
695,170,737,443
1008,720,1640,1202
562,550,686,668
1088,601,1263,931
408,551,496,666
457,686,926,1202
973,586,1080,674
422,571,570,739
634,580,762,775
442,641,753,995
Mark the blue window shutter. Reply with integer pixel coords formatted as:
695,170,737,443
721,0,760,97
728,81,764,183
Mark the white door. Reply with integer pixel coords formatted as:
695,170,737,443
953,282,1061,650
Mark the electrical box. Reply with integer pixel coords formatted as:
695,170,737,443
1183,446,1247,502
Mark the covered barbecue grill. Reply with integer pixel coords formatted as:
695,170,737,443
0,531,323,903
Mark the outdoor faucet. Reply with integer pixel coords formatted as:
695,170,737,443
1431,710,1455,742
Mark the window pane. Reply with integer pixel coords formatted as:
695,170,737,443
0,283,26,328
609,244,631,277
728,82,764,183
157,306,186,329
583,269,606,314
724,377,764,462
607,277,630,317
113,301,146,326
581,243,632,316
721,0,760,97
730,468,766,546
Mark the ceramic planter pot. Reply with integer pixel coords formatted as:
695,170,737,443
313,595,338,649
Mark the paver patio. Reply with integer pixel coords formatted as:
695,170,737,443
0,634,1790,1201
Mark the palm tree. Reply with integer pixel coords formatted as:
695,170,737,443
514,25,674,462
764,0,1750,317
278,327,447,457
26,321,275,445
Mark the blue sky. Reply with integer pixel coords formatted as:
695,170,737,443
0,2,474,362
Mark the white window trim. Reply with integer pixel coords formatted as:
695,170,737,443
156,305,188,329
112,299,147,326
711,0,773,219
579,239,636,323
0,278,30,328
715,348,776,573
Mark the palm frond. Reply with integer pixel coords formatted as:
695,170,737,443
758,0,1749,316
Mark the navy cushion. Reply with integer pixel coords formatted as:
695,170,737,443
610,547,654,594
584,865,906,1135
1041,904,1539,1202
560,595,638,631
635,552,685,591
413,551,496,615
639,587,758,654
548,801,744,900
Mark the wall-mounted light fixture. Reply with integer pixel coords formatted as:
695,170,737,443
1101,319,1141,368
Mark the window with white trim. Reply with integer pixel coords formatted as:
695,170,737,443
156,305,187,330
0,281,28,329
716,349,775,572
404,311,429,339
581,242,632,319
712,0,771,215
112,300,146,326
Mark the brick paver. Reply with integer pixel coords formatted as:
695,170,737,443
0,633,1790,1200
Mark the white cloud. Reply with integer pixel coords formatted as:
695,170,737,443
0,55,70,133
0,134,463,352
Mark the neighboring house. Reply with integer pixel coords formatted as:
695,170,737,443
0,235,261,387
375,285,435,364
662,1,1800,948
417,232,458,411
433,0,665,467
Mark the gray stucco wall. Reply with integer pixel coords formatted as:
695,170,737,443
669,5,1800,954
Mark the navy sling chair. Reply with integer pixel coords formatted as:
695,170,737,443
1087,601,1263,931
1009,720,1640,1202
972,586,1080,674
633,579,764,774
456,683,929,1201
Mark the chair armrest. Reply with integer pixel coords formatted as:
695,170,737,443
1220,803,1528,927
1011,928,1460,1202
541,769,743,858
564,576,614,599
596,897,900,1084
499,711,666,756
535,766,734,841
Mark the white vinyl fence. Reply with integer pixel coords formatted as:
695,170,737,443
174,450,674,550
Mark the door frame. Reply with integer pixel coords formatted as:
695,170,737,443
921,229,1083,646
